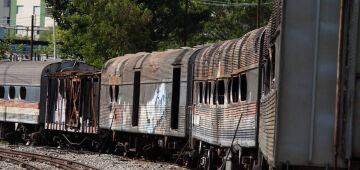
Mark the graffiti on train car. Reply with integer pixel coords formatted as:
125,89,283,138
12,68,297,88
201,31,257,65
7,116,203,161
145,83,167,133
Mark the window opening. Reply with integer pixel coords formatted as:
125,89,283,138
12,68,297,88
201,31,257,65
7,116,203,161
204,82,208,104
109,86,113,102
115,85,119,102
271,46,276,84
227,79,232,104
132,71,141,126
20,87,26,100
213,83,217,105
217,80,225,105
240,74,247,101
0,86,4,98
232,76,239,102
9,86,15,99
199,82,203,103
207,82,211,104
171,67,181,129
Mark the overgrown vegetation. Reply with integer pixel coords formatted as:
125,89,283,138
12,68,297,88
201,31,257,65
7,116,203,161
45,0,273,67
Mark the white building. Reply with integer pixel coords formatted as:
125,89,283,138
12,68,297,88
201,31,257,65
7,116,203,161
10,0,54,37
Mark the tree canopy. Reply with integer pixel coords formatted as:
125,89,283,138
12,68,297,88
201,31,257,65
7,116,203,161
45,0,273,67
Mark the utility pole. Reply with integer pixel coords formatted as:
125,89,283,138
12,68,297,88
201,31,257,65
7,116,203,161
257,0,261,28
184,0,189,46
30,15,34,61
53,20,56,60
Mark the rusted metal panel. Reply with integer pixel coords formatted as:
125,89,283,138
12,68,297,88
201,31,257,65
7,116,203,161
44,70,101,134
193,28,264,81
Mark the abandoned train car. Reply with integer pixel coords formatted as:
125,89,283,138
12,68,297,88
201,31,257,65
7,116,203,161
190,27,265,169
99,49,195,155
0,61,100,142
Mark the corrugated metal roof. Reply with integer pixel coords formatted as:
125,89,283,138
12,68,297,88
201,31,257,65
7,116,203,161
102,49,195,85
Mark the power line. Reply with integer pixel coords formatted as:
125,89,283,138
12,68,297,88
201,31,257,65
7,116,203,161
191,0,273,7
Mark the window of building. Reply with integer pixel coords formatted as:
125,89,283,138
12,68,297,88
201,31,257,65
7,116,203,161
227,79,232,104
9,86,15,99
4,0,10,7
198,82,203,103
114,85,119,102
20,87,26,100
132,71,141,126
240,74,247,101
171,67,181,129
33,6,40,15
16,5,24,14
0,86,4,98
15,26,23,35
45,7,53,17
217,80,225,105
207,82,211,104
109,86,113,102
232,76,239,103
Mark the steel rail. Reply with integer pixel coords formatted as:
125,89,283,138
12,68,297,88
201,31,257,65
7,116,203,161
0,148,98,170
0,154,41,170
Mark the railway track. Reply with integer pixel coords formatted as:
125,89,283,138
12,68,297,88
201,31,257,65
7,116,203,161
0,147,98,170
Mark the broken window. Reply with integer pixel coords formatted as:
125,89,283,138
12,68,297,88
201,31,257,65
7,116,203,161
270,45,276,85
199,82,203,103
115,85,119,102
204,82,208,104
0,86,4,98
227,79,232,104
232,76,239,103
240,74,247,101
132,71,141,126
9,86,15,99
20,87,26,100
213,83,217,105
171,67,181,129
109,86,113,102
217,80,225,105
207,82,211,104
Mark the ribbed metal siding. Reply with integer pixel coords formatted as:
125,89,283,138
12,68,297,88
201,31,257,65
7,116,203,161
192,102,256,147
259,91,276,164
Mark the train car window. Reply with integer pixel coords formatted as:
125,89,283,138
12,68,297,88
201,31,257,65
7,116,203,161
271,45,276,85
213,83,217,105
0,86,4,98
232,76,239,102
9,86,15,99
217,80,225,105
240,74,247,101
265,59,271,94
199,82,203,103
204,82,208,104
20,87,26,100
207,82,211,104
132,71,141,126
171,67,181,129
109,86,113,102
227,79,232,104
115,85,119,102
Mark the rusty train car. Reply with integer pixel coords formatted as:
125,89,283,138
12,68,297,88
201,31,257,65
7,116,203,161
2,0,360,169
0,61,100,144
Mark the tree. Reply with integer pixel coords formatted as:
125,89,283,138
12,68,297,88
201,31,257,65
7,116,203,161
0,37,13,59
46,0,152,67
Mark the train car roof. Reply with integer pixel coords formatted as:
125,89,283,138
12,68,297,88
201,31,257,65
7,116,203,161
102,48,195,85
0,60,98,86
193,27,266,80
